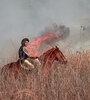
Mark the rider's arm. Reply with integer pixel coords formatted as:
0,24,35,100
23,47,31,57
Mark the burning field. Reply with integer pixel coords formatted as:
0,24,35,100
0,49,90,100
0,25,90,100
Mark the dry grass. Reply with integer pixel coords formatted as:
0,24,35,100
0,50,90,100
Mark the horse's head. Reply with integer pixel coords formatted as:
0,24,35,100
54,46,67,64
39,46,67,68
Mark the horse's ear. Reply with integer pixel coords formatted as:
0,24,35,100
55,46,58,49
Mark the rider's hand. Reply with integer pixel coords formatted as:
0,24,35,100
20,57,24,61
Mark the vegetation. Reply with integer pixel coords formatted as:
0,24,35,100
0,50,90,100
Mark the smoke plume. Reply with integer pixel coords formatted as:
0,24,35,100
40,24,70,45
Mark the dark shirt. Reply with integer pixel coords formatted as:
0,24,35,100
18,45,29,60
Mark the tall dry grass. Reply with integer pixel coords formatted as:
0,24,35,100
0,50,90,100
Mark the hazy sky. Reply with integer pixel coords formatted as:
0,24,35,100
0,0,90,66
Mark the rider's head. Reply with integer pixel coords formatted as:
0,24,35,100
21,38,29,46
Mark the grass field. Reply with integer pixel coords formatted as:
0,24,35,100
0,50,90,100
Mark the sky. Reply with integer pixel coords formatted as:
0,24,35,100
0,0,90,66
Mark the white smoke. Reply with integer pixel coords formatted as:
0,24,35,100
0,0,90,66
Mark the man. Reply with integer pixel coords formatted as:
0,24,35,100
18,38,41,70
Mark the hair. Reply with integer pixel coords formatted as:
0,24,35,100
21,38,29,46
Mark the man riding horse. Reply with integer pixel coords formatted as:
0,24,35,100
18,38,41,70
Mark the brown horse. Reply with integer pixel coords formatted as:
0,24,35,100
40,46,67,68
1,46,67,72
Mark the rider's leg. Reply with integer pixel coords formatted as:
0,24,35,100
34,58,41,66
24,59,34,69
